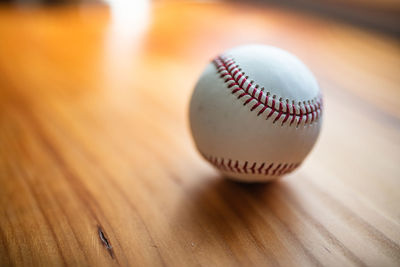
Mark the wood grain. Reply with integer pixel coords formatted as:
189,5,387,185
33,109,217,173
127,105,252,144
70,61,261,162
0,2,399,266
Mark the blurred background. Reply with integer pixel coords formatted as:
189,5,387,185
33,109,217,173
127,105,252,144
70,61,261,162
1,0,400,33
1,0,400,265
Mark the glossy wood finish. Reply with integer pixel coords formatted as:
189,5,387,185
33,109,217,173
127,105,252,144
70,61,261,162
0,2,399,266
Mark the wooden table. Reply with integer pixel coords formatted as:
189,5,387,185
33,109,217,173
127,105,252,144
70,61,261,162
0,2,399,266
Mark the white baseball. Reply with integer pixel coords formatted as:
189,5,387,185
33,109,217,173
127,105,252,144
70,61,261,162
189,44,323,182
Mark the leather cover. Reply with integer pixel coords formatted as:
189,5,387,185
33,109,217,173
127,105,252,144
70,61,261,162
189,45,323,182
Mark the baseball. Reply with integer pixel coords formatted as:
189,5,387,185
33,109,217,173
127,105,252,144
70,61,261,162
189,44,323,182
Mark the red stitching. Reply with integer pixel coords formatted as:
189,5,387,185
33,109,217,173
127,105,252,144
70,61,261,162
234,160,241,173
240,77,247,87
221,158,226,171
267,108,275,119
278,163,288,175
282,103,290,124
243,161,248,173
265,163,274,175
228,83,238,89
257,106,267,116
238,92,247,99
272,164,282,175
251,102,261,111
205,155,300,176
227,159,234,172
246,82,252,92
249,162,256,174
257,163,265,174
273,102,284,123
305,105,310,123
213,56,322,126
244,98,253,106
232,87,241,94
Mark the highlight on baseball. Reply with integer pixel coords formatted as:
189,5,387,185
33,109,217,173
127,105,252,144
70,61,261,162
189,44,323,182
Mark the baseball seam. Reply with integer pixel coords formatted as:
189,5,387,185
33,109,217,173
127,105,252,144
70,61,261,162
205,154,300,176
214,56,323,127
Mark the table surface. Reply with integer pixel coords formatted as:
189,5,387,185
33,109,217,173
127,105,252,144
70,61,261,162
0,2,399,266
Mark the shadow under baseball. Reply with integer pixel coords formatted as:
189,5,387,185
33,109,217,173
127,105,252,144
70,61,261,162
173,174,308,264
